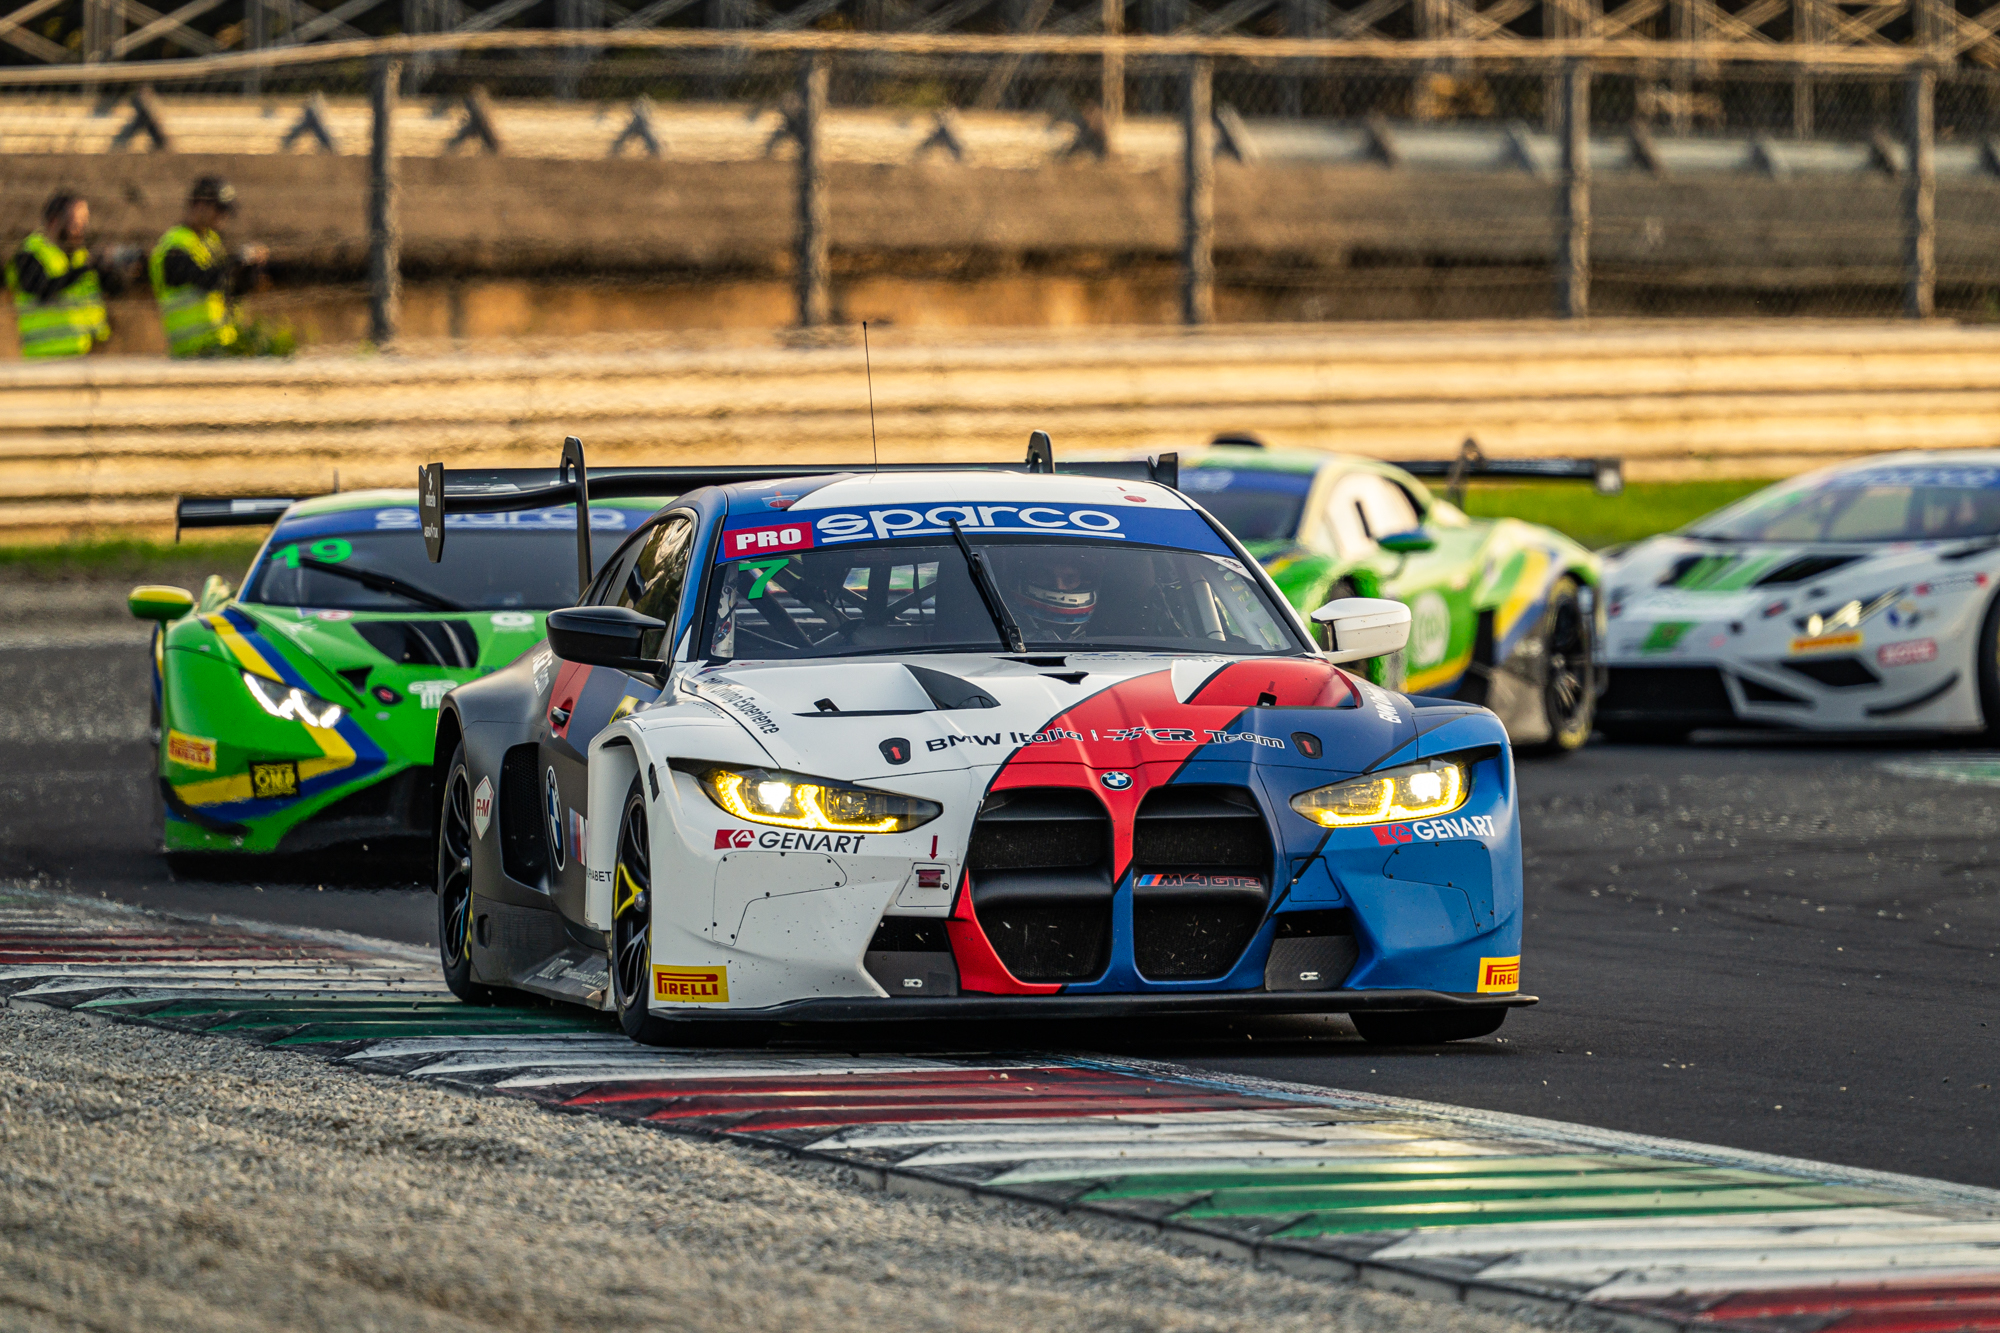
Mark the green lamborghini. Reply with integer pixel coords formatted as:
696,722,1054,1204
1176,441,1607,751
132,487,658,856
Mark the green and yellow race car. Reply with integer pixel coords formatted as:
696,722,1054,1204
132,485,659,856
1172,440,1607,751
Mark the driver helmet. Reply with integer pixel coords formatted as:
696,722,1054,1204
1015,552,1100,636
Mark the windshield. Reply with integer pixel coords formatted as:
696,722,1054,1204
706,539,1303,660
1688,465,2000,543
1178,468,1312,542
246,520,635,611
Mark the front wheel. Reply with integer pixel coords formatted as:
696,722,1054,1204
438,743,496,1005
609,775,673,1045
1352,1008,1507,1045
1526,575,1595,754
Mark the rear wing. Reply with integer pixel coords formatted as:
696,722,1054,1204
419,431,1182,593
174,496,298,540
1392,438,1624,505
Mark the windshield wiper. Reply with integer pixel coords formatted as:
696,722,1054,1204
946,520,1026,654
297,557,466,612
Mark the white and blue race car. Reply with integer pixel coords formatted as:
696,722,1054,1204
424,439,1533,1045
1600,451,2000,740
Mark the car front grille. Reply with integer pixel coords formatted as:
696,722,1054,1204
1131,786,1271,981
968,787,1113,983
1601,666,1734,719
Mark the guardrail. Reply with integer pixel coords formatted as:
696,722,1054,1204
5,320,2000,540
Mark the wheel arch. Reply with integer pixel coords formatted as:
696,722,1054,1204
583,731,643,931
430,705,466,852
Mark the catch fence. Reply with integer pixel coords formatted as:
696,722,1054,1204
5,31,2000,332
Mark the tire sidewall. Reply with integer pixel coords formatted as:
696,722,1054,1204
1976,586,2000,737
609,777,655,1041
437,742,485,1001
1538,575,1596,752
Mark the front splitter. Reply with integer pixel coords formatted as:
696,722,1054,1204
650,988,1537,1023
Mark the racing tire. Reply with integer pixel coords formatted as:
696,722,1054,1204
609,775,675,1046
1352,1007,1506,1045
1976,589,2000,741
1523,575,1595,755
438,742,498,1006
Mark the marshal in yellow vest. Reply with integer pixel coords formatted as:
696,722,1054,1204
148,225,238,358
6,232,109,359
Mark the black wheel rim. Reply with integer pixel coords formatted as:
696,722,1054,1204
440,767,474,970
613,793,652,1012
1545,591,1591,734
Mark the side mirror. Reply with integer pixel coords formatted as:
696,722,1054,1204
1311,597,1410,664
546,605,668,674
129,585,195,623
1377,529,1436,555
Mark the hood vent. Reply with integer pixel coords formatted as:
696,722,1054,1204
354,620,479,669
1754,555,1859,586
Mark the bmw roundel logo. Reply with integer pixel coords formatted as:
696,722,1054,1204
544,766,566,870
1101,771,1133,790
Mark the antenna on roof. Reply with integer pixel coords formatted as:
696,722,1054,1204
862,321,879,473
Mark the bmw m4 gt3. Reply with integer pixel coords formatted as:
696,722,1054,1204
428,448,1535,1045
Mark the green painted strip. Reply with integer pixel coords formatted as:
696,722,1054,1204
1262,1185,1895,1236
85,997,468,1016
1079,1154,1689,1197
268,1018,611,1043
1170,1166,1802,1215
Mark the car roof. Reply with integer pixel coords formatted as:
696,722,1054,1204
1817,449,2000,475
719,470,1194,515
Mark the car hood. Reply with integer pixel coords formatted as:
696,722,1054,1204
1602,534,1994,653
233,603,549,677
680,651,1387,786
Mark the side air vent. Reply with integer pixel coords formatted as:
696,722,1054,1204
1754,554,1859,586
1265,909,1358,992
967,787,1112,983
499,743,548,886
1781,656,1881,689
354,620,480,669
1131,786,1272,981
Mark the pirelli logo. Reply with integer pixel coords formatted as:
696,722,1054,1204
166,730,216,772
653,965,729,1004
1477,956,1520,993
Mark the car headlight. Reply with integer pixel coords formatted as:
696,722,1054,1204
1290,759,1468,828
241,671,344,729
698,765,940,834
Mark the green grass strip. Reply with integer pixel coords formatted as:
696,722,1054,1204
1458,478,1777,550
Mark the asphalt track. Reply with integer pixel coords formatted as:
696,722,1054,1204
6,630,1996,1189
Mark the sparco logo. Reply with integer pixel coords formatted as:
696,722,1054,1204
813,504,1125,545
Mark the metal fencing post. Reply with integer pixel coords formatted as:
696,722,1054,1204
1906,64,1936,319
1101,0,1124,155
1181,55,1214,326
368,56,403,347
796,53,831,328
1558,59,1591,320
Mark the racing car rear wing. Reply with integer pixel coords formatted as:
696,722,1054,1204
1390,437,1624,504
174,495,298,539
418,432,1183,593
